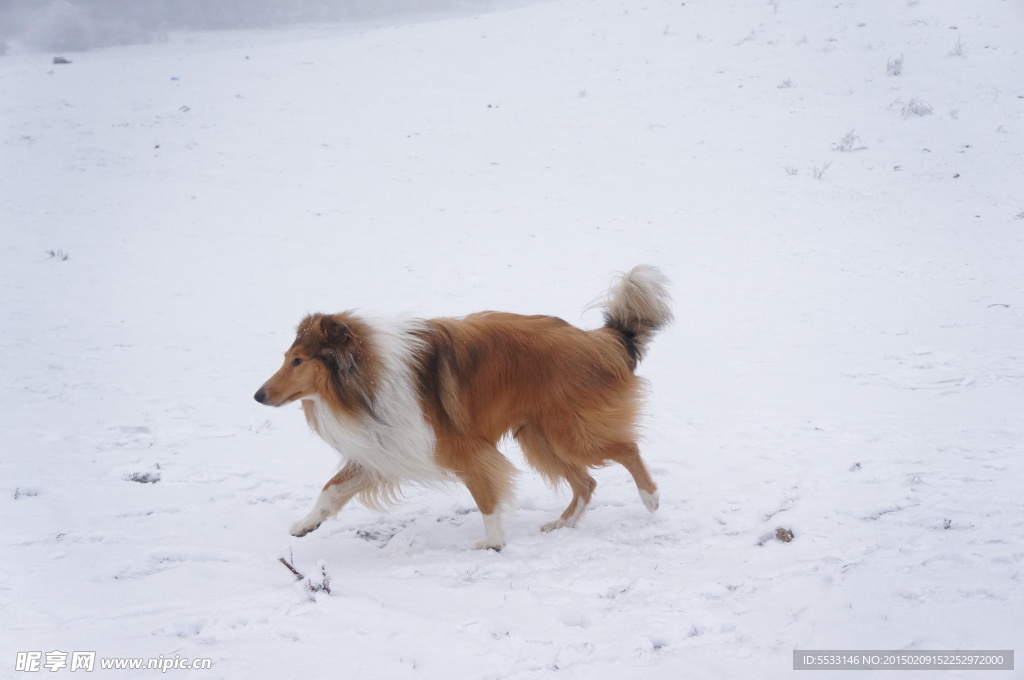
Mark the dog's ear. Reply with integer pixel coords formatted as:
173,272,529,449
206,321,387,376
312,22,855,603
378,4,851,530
319,316,353,346
317,316,358,373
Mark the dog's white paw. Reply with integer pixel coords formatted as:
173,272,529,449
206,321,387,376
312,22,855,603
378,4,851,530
640,489,659,513
474,512,505,551
540,518,569,533
290,519,321,537
541,498,587,532
473,538,504,551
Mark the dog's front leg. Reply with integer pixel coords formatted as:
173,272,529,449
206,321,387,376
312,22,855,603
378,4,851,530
291,462,369,537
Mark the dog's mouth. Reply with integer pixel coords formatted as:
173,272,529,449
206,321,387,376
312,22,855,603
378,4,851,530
254,388,305,407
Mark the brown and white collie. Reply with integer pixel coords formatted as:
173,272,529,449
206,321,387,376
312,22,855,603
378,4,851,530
254,265,672,550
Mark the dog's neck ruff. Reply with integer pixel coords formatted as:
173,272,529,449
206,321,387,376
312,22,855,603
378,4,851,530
306,319,445,487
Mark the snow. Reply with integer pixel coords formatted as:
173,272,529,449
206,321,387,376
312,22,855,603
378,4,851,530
2,0,1023,677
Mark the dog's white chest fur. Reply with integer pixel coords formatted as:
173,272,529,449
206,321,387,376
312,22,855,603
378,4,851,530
305,322,446,486
308,398,444,485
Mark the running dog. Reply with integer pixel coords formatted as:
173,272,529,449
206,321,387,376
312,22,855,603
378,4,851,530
254,265,672,550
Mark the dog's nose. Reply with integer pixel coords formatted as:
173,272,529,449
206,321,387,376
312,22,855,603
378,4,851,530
254,388,267,404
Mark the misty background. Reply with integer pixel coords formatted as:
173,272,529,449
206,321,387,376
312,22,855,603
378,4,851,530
0,0,535,53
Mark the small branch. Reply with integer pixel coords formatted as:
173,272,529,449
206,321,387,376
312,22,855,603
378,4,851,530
279,554,332,596
278,556,305,581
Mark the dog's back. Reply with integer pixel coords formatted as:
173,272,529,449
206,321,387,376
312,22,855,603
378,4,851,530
414,312,637,442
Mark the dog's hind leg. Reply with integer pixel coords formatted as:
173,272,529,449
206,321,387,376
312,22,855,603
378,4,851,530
516,425,597,532
290,462,371,537
606,441,659,513
540,463,597,533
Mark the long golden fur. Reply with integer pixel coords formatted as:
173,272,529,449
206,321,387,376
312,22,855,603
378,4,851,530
254,265,672,550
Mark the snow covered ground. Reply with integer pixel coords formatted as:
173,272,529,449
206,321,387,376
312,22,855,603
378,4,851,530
2,0,1022,677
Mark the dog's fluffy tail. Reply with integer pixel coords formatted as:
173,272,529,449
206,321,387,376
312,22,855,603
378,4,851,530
599,265,673,367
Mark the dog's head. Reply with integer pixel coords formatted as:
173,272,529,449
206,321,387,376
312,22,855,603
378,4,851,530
254,313,375,409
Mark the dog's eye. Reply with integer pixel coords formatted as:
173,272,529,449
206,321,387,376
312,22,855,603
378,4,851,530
291,358,303,367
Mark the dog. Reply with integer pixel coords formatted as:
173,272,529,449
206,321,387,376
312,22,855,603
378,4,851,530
254,265,672,550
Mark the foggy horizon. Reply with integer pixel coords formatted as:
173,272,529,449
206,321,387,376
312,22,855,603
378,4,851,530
0,0,532,53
